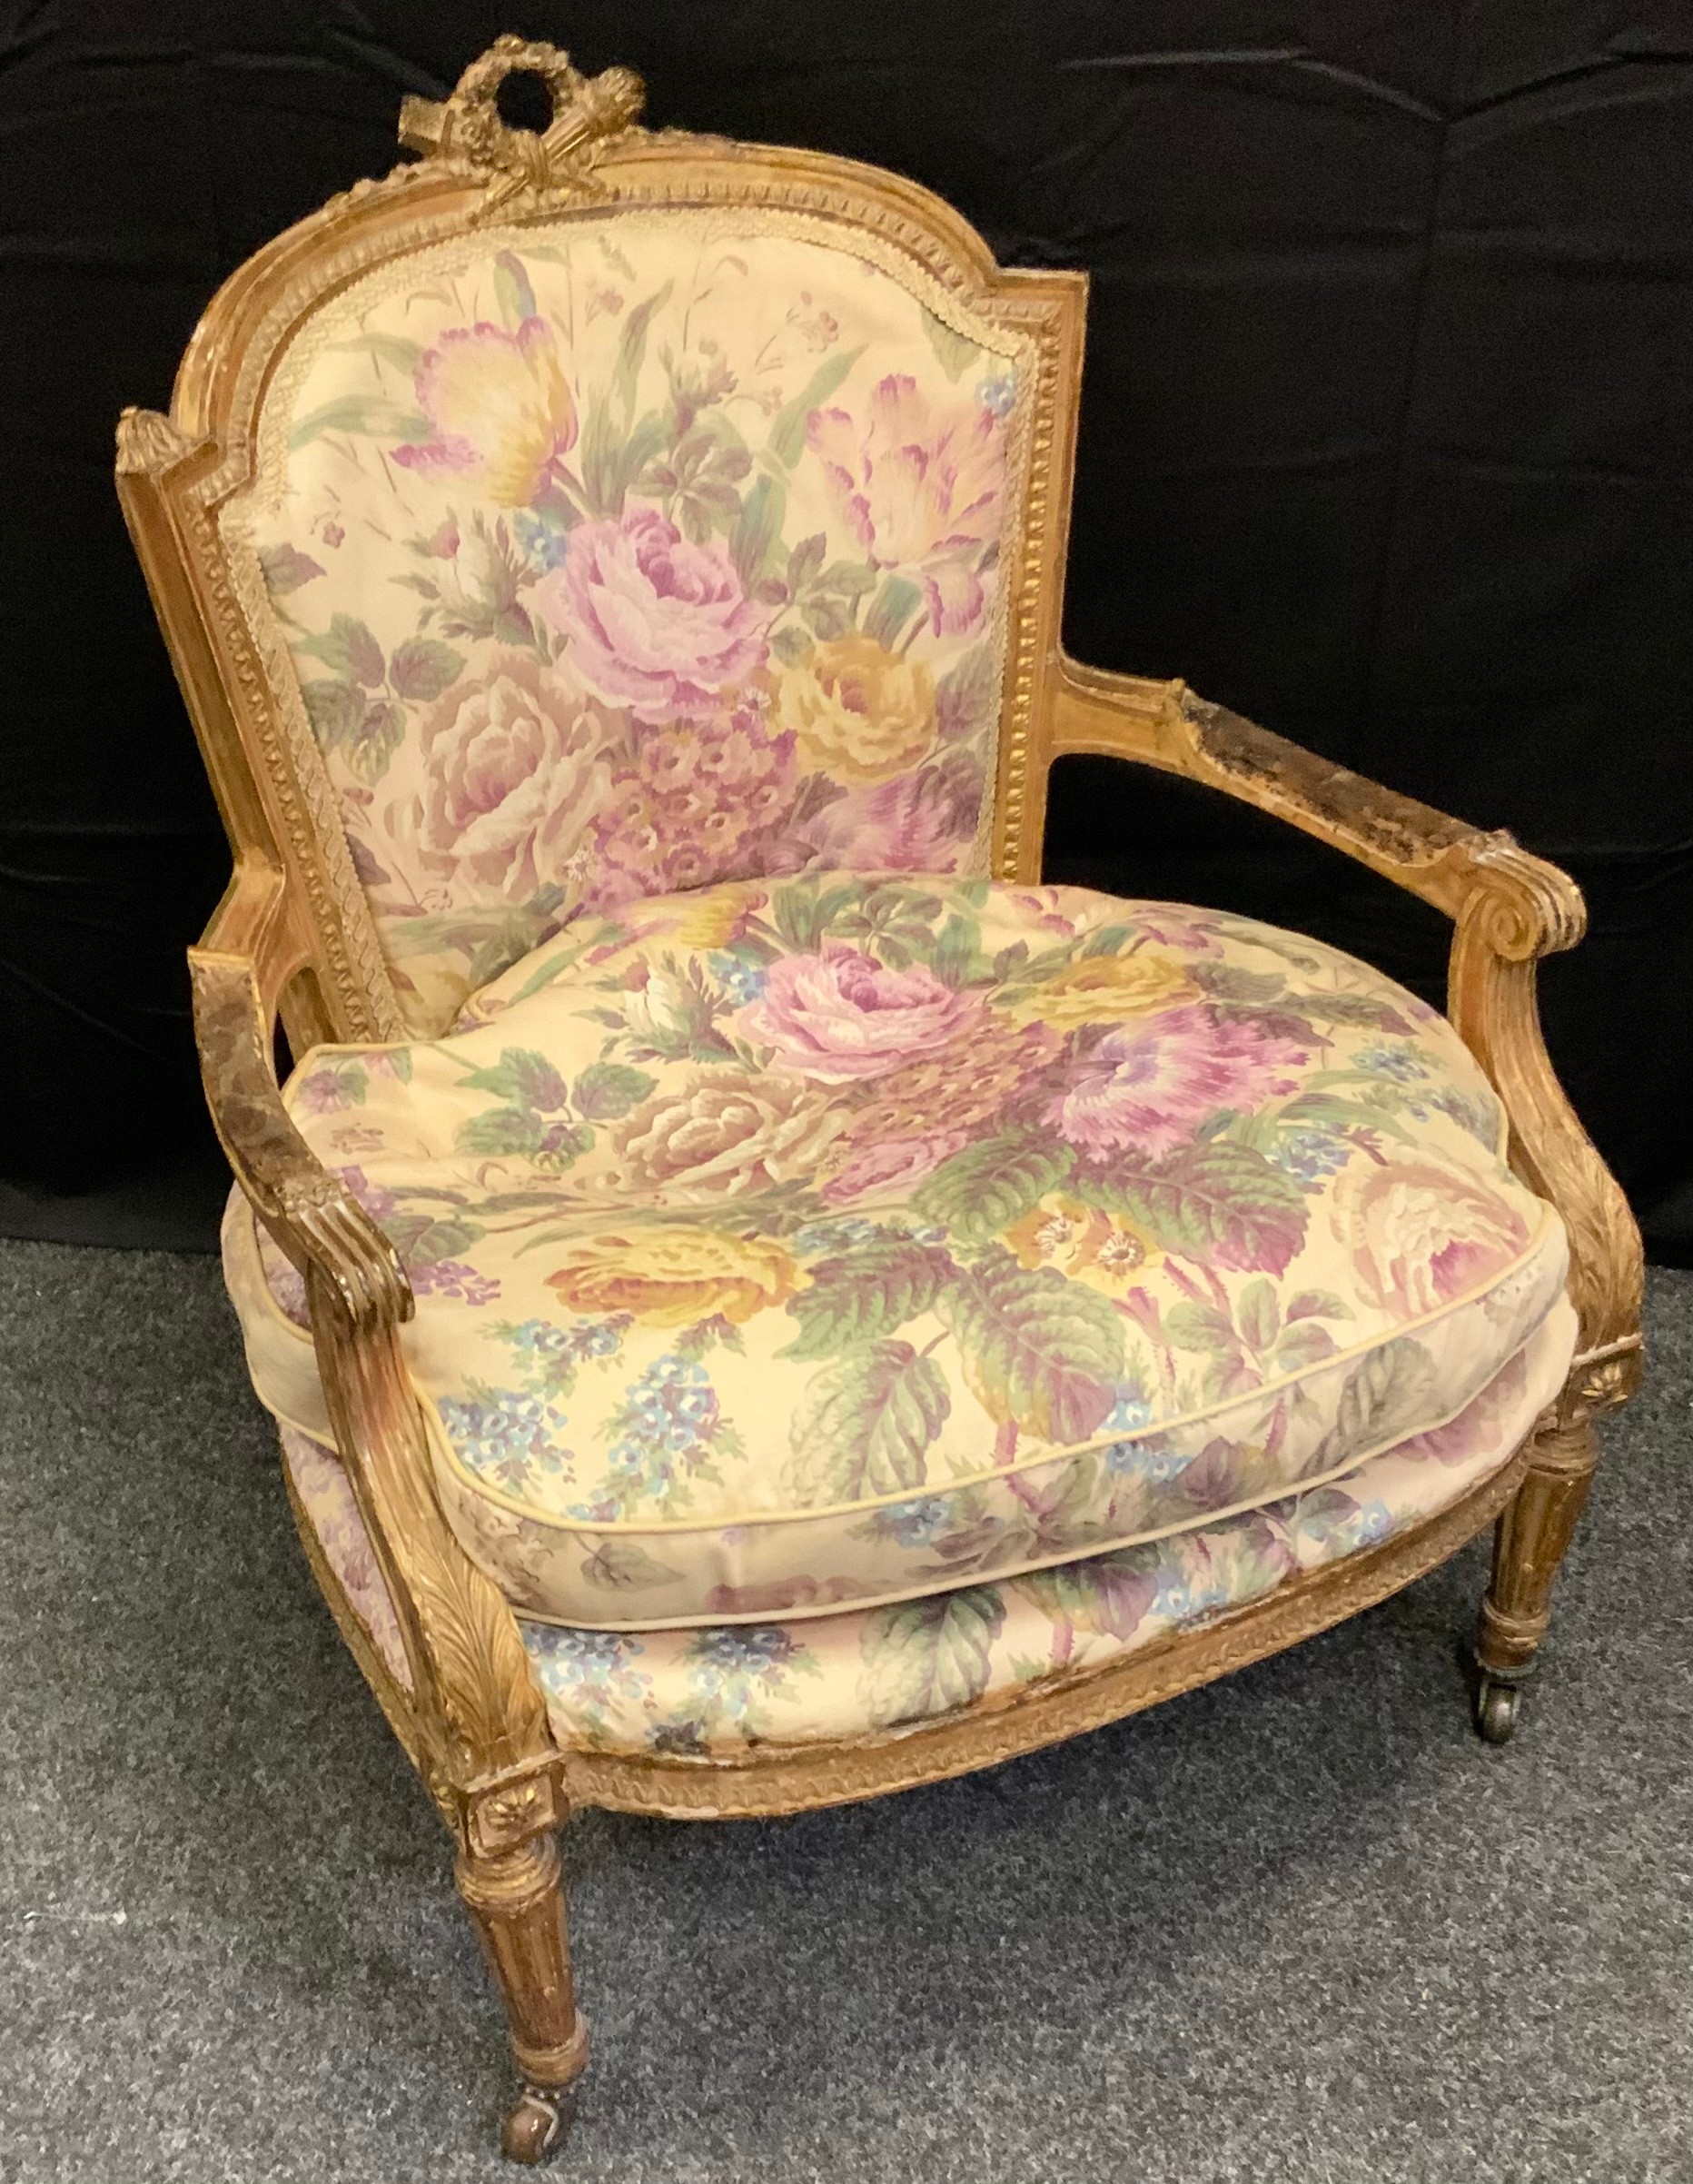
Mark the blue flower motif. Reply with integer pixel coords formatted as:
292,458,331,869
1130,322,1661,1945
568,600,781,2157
437,1387,570,1483
791,1216,882,1258
688,1625,798,1679
1105,1392,1155,1432
879,1495,953,1545
528,1627,644,1681
1269,1128,1353,1186
976,371,1018,419
511,508,570,570
706,950,767,1007
1355,1042,1429,1083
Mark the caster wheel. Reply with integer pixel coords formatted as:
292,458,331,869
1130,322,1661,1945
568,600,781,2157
501,2084,577,2165
1475,1675,1520,1745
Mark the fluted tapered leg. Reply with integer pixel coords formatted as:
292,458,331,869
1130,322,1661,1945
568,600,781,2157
1472,1412,1599,1742
456,1830,589,2163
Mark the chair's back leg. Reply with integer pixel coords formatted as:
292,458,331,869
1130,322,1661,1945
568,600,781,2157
1473,1410,1599,1742
455,1830,590,2163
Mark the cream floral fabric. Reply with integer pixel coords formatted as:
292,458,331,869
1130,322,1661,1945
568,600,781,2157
279,1298,1570,1752
233,221,1026,1032
228,873,1571,1631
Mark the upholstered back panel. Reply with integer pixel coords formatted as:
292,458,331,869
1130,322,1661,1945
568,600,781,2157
228,218,1035,1033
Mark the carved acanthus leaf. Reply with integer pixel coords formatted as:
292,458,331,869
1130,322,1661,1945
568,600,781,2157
115,406,203,476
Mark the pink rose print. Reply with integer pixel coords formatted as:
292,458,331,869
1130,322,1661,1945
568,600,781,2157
393,318,577,508
807,373,1005,635
738,942,986,1082
1332,1159,1530,1318
1049,1004,1312,1158
533,508,769,723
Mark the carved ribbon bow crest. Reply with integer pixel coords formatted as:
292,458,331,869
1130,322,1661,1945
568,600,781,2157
399,35,645,211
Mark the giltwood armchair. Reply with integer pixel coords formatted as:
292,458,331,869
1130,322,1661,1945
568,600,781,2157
117,37,1643,2164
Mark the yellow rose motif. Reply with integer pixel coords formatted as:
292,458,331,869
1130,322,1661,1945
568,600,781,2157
776,634,937,786
1004,1192,1163,1296
545,1226,802,1327
1000,951,1193,1030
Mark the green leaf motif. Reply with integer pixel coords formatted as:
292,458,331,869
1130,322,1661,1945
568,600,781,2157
573,1061,657,1121
920,307,981,382
1237,1276,1280,1352
299,612,385,688
329,332,424,377
259,541,324,596
1163,1301,1238,1357
1301,990,1413,1033
1191,963,1288,1004
343,699,407,785
1273,1321,1338,1370
461,1047,571,1113
301,680,362,748
860,1587,1005,1728
493,250,538,327
1285,1288,1352,1322
454,1106,548,1157
728,471,786,588
408,1215,482,1266
780,1242,955,1363
389,636,464,702
935,644,996,741
767,345,866,469
579,1540,684,1592
1021,1554,1158,1641
615,280,674,418
1316,1337,1438,1464
287,394,429,450
863,573,924,649
915,1130,1074,1246
938,1246,1124,1444
787,1340,951,1503
1087,1142,1308,1276
584,402,669,519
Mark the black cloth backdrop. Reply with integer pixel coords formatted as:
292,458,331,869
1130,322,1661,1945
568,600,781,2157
2,3,1689,1255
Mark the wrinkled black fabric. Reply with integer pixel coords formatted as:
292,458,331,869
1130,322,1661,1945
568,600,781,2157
2,2,1689,1254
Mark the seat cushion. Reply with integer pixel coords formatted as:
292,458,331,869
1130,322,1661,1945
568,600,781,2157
278,1298,1572,1752
227,871,1571,1630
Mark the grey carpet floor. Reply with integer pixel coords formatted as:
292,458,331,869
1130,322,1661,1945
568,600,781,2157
1,1241,1688,2184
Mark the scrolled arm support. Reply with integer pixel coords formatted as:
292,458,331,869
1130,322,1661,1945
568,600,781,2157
1052,663,1643,1406
190,949,412,1333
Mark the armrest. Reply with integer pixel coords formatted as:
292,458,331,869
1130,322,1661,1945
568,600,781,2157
190,865,559,1821
1051,661,1643,1406
1052,663,1584,958
189,860,412,1331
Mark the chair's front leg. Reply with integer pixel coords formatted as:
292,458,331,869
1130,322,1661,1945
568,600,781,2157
1473,1407,1599,1741
456,1826,589,2164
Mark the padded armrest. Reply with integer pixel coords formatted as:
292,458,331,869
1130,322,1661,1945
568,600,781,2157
1052,663,1585,961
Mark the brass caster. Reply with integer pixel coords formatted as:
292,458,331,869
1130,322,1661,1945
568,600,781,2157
1474,1673,1520,1745
501,2083,578,2165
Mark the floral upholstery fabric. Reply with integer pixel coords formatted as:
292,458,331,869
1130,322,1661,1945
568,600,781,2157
227,872,1572,1631
231,222,1027,1033
278,1298,1571,1753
